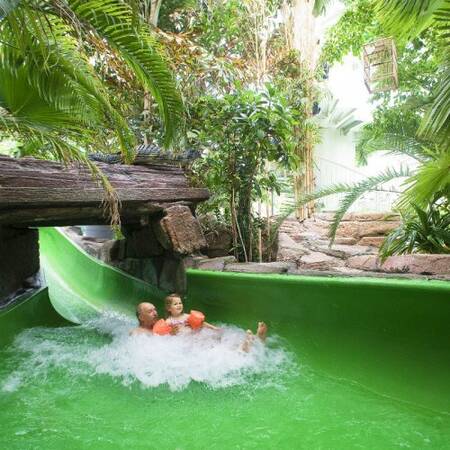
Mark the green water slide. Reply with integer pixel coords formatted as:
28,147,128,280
39,227,166,323
1,226,450,448
1,227,166,345
4,226,450,411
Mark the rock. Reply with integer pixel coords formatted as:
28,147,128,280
298,252,345,270
98,239,126,263
124,225,163,258
333,266,365,275
159,257,186,293
380,254,450,275
346,255,379,272
333,237,358,245
312,244,376,259
205,229,232,258
141,258,161,285
0,226,39,301
277,232,308,261
224,262,296,274
336,221,398,239
81,241,103,258
358,236,386,247
315,212,399,222
154,205,207,255
114,258,144,279
196,256,236,271
344,212,400,222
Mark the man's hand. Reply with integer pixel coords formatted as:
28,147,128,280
170,324,180,335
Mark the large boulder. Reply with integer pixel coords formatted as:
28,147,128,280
204,229,232,258
154,205,207,255
381,254,450,275
298,252,345,270
336,220,398,239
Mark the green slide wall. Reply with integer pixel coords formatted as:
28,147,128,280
0,288,68,348
186,270,450,413
2,227,449,414
39,227,166,323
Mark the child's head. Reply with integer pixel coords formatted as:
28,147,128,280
164,293,183,317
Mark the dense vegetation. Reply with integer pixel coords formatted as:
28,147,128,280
312,0,449,254
0,0,448,258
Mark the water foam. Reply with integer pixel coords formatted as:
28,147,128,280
1,313,295,392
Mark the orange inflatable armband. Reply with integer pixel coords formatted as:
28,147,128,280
153,319,172,336
187,310,205,330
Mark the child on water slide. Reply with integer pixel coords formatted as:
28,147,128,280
162,293,220,334
153,293,268,351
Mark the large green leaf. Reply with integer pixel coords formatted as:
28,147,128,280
374,0,446,39
67,0,184,147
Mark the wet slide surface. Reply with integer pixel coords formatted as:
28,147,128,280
0,228,449,449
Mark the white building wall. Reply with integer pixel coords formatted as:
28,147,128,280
312,52,416,213
314,128,416,212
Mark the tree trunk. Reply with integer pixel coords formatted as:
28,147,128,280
290,0,319,219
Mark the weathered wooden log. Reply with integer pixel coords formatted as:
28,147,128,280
0,156,209,226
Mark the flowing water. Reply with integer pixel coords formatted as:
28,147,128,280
1,313,448,449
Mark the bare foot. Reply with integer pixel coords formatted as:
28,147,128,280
256,322,268,342
240,330,254,353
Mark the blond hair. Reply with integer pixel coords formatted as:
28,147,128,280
164,293,181,317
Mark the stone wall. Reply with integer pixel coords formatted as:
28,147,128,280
0,226,40,303
68,205,208,294
276,212,449,278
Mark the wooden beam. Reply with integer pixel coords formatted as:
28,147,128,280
0,187,210,207
0,156,209,226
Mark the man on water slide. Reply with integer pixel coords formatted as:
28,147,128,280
129,302,159,335
130,300,268,352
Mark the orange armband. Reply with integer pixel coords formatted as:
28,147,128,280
187,310,205,330
153,319,172,335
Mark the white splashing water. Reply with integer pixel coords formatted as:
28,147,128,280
2,313,295,392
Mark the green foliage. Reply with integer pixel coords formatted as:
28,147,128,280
319,0,383,67
380,197,450,259
0,0,183,163
372,0,450,141
373,0,446,40
272,166,411,245
190,86,298,261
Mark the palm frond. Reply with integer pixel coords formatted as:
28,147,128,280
356,129,429,165
374,0,444,40
418,61,450,144
0,0,19,19
327,166,411,242
399,151,450,209
67,0,184,147
313,0,333,17
2,6,137,161
272,166,411,244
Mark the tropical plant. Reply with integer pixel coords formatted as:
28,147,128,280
0,0,183,162
314,92,363,135
379,196,450,259
373,0,450,143
292,0,448,253
190,86,298,262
